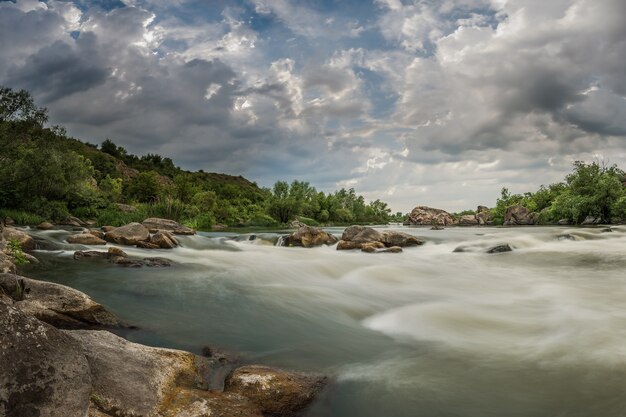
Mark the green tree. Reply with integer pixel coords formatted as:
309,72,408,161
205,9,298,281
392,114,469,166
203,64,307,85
125,171,162,203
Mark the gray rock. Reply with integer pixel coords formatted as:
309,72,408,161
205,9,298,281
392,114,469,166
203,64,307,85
224,365,327,417
67,233,107,245
557,218,570,225
144,257,173,267
486,244,513,253
0,302,92,417
104,222,150,246
280,225,338,248
142,218,196,235
581,216,601,225
0,274,120,329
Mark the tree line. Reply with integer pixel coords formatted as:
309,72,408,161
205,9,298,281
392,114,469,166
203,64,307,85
0,86,399,229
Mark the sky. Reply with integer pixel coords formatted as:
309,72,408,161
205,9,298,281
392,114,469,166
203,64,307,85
1,0,625,213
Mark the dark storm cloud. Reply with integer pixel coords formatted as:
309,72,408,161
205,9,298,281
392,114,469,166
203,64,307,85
6,34,109,103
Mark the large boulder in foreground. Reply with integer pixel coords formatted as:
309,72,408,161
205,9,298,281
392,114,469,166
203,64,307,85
104,222,150,246
280,225,338,248
0,302,92,417
67,233,107,245
142,218,196,235
337,225,424,252
504,205,538,225
404,206,455,226
1,227,35,251
0,273,120,329
225,365,327,417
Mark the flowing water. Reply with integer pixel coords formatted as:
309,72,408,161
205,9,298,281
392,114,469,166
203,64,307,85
22,225,626,417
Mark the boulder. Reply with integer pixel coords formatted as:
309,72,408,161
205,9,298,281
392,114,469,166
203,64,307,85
337,225,423,251
104,222,150,246
404,206,455,226
67,233,107,245
1,227,35,252
3,217,15,226
504,205,538,226
143,257,174,267
101,226,117,233
557,219,570,225
0,302,92,417
0,273,120,329
74,250,110,260
486,244,513,253
430,225,444,230
280,225,338,248
224,365,327,417
136,241,161,249
60,216,85,227
142,218,196,235
111,257,145,268
148,230,179,249
0,252,15,274
108,247,128,258
89,229,105,239
476,206,492,225
459,214,479,226
37,221,55,230
581,215,601,225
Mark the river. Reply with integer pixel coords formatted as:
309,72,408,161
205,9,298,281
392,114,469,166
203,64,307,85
23,225,626,417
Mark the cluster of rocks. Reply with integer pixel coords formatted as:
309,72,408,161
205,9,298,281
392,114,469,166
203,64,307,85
280,224,423,254
0,274,327,417
73,247,174,268
503,205,538,226
403,206,455,226
459,206,493,226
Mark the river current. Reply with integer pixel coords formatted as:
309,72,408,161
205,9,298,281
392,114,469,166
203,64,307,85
23,225,626,417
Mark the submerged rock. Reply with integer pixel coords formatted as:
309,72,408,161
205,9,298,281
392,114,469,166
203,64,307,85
104,222,150,246
0,273,121,329
280,225,338,248
143,257,173,267
404,206,455,226
67,233,107,245
486,244,513,253
224,365,327,417
142,218,195,235
0,302,92,417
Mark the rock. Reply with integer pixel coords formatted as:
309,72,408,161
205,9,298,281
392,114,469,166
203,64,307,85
101,225,117,233
74,250,110,260
381,246,403,253
557,219,570,225
60,216,85,227
142,218,195,235
486,244,513,253
111,257,144,268
89,229,105,239
337,225,423,251
504,205,538,226
404,206,455,226
581,215,601,225
0,273,121,329
67,233,107,245
280,225,338,248
37,221,55,230
1,227,35,252
115,203,136,213
3,216,15,226
0,252,15,274
144,257,173,267
430,225,444,230
64,330,219,417
136,241,161,249
476,206,492,225
104,222,150,246
459,214,479,226
0,302,92,417
291,220,308,228
149,230,179,249
108,247,128,258
224,365,327,417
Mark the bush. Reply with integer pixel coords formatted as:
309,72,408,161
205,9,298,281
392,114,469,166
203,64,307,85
95,206,146,226
0,209,44,225
184,212,215,231
295,216,319,226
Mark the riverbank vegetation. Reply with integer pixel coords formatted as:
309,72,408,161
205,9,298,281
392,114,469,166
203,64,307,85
0,86,399,229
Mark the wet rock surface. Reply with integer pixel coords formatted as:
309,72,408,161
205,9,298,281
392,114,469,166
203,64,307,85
280,225,338,248
104,222,150,246
337,225,423,252
142,218,196,235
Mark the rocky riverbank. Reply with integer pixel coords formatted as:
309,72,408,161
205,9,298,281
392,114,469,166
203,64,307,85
0,220,328,417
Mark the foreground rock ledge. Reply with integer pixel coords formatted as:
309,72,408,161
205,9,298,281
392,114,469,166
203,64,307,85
0,273,121,329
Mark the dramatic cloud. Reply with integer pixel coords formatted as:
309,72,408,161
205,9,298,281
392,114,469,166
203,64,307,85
1,0,625,211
